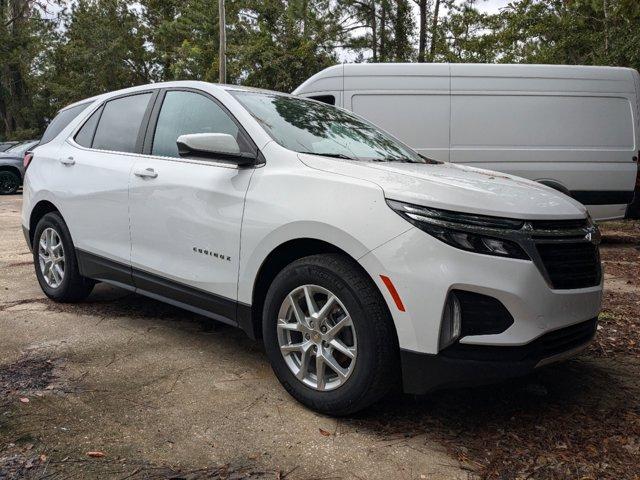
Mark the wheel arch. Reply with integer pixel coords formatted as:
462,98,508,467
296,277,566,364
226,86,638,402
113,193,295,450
28,200,61,248
0,164,22,179
536,179,571,196
246,238,397,346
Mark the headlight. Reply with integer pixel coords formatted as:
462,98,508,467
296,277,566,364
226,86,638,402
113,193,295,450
387,199,529,260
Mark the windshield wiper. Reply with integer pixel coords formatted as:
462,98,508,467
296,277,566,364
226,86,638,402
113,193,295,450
298,151,355,160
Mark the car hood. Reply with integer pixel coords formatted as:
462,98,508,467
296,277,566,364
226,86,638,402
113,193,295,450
298,155,587,220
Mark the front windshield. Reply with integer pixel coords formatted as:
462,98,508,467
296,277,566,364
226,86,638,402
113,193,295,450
231,91,428,163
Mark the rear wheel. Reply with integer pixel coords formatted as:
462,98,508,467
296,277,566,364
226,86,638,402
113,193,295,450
263,254,398,415
0,170,20,195
33,212,94,302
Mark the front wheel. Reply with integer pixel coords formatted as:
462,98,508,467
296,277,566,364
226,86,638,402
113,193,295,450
263,254,399,415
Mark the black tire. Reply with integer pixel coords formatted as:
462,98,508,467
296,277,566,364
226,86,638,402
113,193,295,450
263,254,399,415
32,212,95,302
0,170,20,195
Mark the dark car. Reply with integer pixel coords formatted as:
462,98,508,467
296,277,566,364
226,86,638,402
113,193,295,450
0,141,21,152
0,140,39,194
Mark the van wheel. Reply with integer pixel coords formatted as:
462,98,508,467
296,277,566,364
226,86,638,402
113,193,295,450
263,254,398,415
0,170,20,195
33,212,94,302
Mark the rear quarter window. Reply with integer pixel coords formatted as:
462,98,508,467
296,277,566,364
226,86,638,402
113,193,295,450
40,102,92,145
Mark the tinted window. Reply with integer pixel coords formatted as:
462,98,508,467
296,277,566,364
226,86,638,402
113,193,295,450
41,102,91,145
74,106,103,147
93,93,152,153
152,90,246,158
308,95,335,106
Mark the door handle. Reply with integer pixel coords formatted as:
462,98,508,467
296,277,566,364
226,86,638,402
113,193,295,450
134,167,158,179
60,156,75,166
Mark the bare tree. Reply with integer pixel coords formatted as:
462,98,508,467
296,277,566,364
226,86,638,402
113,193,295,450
218,0,226,83
428,0,440,61
414,0,428,62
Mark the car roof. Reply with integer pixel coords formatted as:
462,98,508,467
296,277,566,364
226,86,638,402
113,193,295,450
61,81,292,112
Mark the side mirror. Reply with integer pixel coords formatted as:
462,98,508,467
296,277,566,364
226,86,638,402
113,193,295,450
176,133,256,166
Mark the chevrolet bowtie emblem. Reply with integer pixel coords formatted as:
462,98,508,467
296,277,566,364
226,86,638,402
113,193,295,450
585,230,601,245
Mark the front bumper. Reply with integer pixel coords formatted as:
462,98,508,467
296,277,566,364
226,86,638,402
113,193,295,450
360,227,602,354
401,317,597,394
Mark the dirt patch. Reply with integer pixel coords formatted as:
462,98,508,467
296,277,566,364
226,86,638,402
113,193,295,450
353,357,640,480
0,354,64,401
594,221,640,358
0,354,272,479
0,450,274,480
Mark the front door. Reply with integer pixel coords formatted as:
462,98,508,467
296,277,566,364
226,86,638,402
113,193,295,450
128,89,256,324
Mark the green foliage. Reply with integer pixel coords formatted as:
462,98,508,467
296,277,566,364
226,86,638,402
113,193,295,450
1,0,639,140
44,0,153,112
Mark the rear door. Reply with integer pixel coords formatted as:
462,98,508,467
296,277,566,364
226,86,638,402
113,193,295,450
62,91,156,278
128,88,257,324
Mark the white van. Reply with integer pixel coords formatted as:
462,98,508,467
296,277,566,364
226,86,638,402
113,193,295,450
293,63,640,221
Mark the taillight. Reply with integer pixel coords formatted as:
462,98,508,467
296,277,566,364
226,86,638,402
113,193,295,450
23,152,33,170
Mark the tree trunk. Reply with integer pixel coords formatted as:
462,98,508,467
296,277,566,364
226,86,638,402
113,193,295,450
428,0,440,61
603,0,609,55
380,1,386,61
417,0,427,62
219,0,226,83
302,0,308,36
371,0,377,61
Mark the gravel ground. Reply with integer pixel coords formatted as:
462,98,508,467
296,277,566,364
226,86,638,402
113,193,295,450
0,194,638,480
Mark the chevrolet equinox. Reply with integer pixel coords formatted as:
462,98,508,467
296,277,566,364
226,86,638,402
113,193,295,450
22,82,603,414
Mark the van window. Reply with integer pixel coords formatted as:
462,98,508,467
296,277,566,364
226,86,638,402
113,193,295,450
92,93,152,153
40,102,91,145
151,90,247,158
351,94,450,149
451,95,634,149
74,106,103,147
308,95,335,106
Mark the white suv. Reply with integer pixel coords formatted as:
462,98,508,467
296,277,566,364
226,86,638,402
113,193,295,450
22,82,603,414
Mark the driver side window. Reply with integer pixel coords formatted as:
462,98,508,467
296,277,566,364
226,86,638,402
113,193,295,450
151,90,249,159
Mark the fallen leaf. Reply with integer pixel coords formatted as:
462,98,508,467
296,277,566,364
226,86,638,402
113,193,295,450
39,454,47,463
87,451,105,458
319,428,331,437
19,397,29,403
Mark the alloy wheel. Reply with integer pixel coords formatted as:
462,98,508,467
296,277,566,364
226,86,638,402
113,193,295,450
38,227,65,288
277,284,357,391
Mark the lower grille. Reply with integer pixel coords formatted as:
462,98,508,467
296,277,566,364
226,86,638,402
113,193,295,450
536,242,601,289
443,318,598,362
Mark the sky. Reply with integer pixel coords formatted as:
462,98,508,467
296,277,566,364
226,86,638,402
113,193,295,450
475,0,511,14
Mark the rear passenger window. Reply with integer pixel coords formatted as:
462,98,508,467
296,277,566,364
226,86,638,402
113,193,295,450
40,102,91,145
92,93,152,153
151,90,249,158
74,106,102,147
